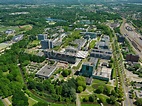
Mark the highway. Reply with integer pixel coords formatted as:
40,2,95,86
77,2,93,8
120,18,142,60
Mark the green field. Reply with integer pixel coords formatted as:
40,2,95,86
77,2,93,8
28,97,37,106
0,26,19,32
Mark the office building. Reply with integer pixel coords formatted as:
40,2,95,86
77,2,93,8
41,39,53,49
80,58,98,77
90,49,112,60
38,34,47,40
44,50,77,64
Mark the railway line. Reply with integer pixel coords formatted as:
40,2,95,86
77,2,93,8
120,19,142,60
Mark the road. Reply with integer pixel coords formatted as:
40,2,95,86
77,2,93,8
120,18,142,60
76,93,81,106
2,98,11,106
108,23,134,106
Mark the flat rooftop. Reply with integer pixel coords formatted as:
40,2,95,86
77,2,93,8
93,66,112,79
36,64,57,78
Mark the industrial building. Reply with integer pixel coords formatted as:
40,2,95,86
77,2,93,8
36,64,57,78
41,39,53,49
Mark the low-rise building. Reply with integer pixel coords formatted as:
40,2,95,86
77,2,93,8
126,54,139,62
90,49,112,60
12,34,23,42
36,64,57,78
44,50,77,64
93,66,112,81
5,29,15,35
73,39,87,50
116,33,125,43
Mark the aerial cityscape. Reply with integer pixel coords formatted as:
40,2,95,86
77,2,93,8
0,0,142,106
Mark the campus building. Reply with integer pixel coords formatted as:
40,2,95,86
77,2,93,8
90,49,112,60
38,34,47,40
44,50,77,64
93,66,112,81
80,58,98,77
90,35,112,60
36,65,57,78
41,39,53,49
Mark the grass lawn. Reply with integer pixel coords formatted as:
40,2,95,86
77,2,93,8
3,70,9,76
92,79,107,84
51,104,76,106
82,104,100,106
89,40,96,49
0,26,19,32
92,79,107,89
86,85,94,93
32,40,39,45
28,96,38,106
7,96,12,103
97,94,109,103
0,100,4,106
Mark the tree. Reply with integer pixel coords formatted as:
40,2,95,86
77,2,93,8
104,86,112,96
109,95,116,104
83,96,89,102
61,69,71,77
33,102,49,106
77,86,83,93
95,86,104,94
135,98,142,106
12,90,29,106
89,95,95,102
62,69,68,77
